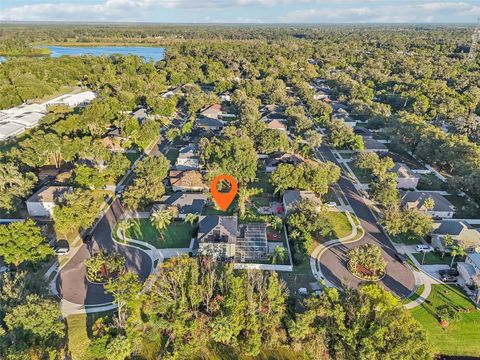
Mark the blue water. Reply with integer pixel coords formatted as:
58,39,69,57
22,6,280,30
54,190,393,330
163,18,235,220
45,46,165,62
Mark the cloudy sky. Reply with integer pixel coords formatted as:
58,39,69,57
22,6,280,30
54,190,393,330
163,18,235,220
0,0,479,23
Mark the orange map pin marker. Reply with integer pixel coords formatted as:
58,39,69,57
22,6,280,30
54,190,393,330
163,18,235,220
210,174,238,212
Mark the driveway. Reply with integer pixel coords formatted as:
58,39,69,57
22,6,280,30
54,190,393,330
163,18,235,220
316,145,416,298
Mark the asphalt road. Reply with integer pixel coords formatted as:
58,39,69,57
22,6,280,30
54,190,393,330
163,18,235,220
57,112,189,306
317,145,415,298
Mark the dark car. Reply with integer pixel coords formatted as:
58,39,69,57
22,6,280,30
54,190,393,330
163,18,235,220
395,253,407,264
441,274,458,283
53,239,70,256
439,269,459,277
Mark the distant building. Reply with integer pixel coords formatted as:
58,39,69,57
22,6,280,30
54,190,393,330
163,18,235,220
431,220,480,254
264,119,287,131
169,170,205,192
400,191,455,219
45,91,96,108
0,122,25,141
200,104,223,120
391,163,420,189
196,117,224,132
283,190,323,214
361,137,388,153
175,145,199,170
197,216,238,260
154,193,207,219
265,153,304,173
26,186,72,218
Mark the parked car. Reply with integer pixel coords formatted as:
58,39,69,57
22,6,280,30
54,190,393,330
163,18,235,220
439,269,459,277
441,274,458,283
395,253,407,264
326,202,337,207
53,240,70,256
416,245,434,253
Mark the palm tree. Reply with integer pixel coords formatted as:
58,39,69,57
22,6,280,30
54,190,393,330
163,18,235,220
184,213,198,225
441,234,454,258
237,186,262,217
150,209,175,239
450,245,465,269
270,216,283,231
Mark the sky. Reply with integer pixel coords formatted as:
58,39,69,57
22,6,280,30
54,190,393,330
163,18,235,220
0,0,479,23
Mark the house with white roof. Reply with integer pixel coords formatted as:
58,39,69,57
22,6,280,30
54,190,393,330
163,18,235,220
26,186,72,218
175,145,200,170
0,122,25,141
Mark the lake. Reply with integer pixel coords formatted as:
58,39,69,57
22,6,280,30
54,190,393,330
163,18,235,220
45,46,165,62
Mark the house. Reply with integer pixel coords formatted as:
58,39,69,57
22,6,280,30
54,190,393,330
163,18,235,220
175,145,199,170
100,136,124,152
431,220,480,254
10,111,45,129
200,104,223,119
391,163,419,189
400,191,456,219
458,253,480,286
283,190,323,214
26,186,72,218
196,216,269,262
264,119,287,131
169,170,205,192
265,153,304,173
196,117,224,132
154,193,207,219
197,215,238,260
131,107,147,124
362,137,388,153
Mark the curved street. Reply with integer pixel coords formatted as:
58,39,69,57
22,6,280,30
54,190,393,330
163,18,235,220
56,198,152,305
315,145,416,299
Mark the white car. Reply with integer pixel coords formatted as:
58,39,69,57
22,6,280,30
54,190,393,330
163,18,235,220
416,245,434,253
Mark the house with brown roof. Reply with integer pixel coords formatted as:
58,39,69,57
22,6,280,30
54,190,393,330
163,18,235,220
200,104,223,119
169,170,205,192
100,136,124,153
264,119,287,131
26,186,72,218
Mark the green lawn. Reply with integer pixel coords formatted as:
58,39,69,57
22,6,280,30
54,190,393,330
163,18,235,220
417,173,448,191
410,284,480,357
66,310,114,360
125,219,193,248
252,169,274,194
412,252,458,266
391,233,423,245
279,259,317,296
125,151,141,164
327,211,353,239
348,163,372,184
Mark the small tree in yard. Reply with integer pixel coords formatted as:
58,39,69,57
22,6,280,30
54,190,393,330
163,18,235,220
118,219,134,239
237,186,262,217
436,304,460,327
150,207,178,239
450,245,465,269
270,216,283,231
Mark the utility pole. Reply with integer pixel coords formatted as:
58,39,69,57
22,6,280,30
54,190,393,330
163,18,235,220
468,18,480,60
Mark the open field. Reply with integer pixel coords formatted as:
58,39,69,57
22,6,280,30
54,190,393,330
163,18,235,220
410,284,480,357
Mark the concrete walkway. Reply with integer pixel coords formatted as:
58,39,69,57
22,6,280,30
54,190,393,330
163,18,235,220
404,270,440,309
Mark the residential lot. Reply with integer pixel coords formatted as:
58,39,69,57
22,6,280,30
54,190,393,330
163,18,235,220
124,219,193,249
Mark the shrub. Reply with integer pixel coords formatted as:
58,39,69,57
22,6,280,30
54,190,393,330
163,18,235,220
348,244,386,280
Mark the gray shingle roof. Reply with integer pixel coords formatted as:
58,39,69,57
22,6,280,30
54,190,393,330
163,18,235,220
400,191,455,212
158,193,207,215
198,215,238,244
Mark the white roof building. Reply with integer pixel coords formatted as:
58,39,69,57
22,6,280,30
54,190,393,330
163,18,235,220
0,122,26,141
10,111,45,128
45,91,96,108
